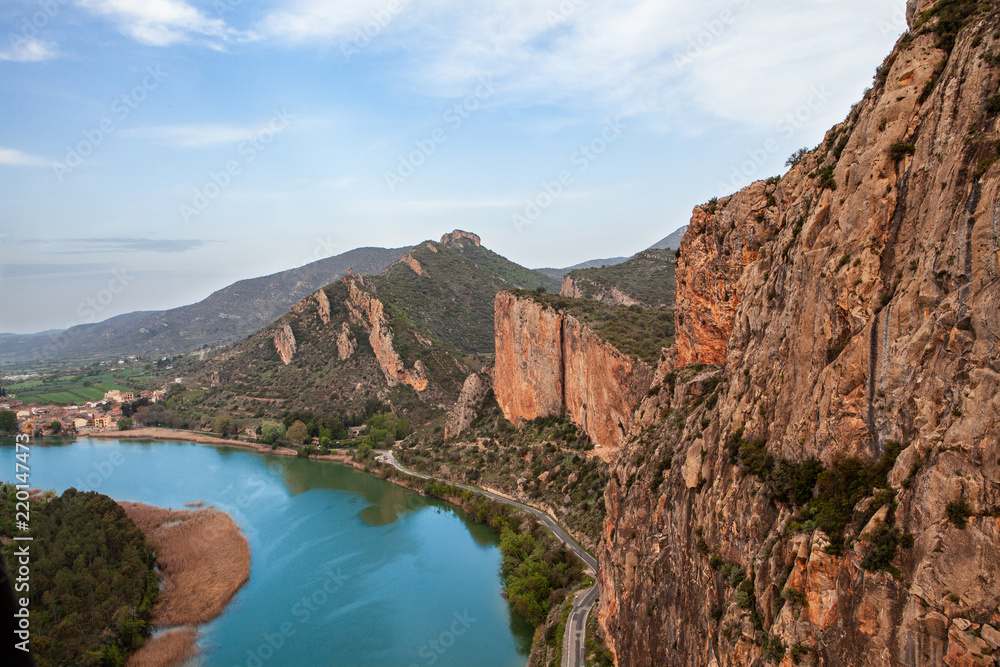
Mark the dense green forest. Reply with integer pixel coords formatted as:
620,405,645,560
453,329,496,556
0,486,158,666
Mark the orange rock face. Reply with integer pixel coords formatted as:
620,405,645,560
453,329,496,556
493,291,653,452
598,6,1000,666
345,276,428,392
273,324,296,365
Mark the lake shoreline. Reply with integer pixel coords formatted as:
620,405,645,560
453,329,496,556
120,501,251,667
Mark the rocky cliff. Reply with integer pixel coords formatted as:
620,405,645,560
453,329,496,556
345,275,428,392
599,2,1000,665
494,291,654,456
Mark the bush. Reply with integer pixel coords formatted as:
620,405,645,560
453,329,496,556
260,421,286,445
889,141,916,162
987,95,1000,116
816,166,837,190
785,148,809,167
946,496,973,528
0,410,16,434
214,413,233,436
117,417,133,431
861,522,903,572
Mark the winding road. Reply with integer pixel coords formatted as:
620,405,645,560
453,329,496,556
375,451,599,667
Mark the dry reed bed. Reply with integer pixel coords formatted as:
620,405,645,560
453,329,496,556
125,627,197,667
120,502,251,667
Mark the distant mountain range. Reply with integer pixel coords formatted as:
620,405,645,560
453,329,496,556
647,226,687,251
0,246,407,367
534,225,687,279
0,226,690,369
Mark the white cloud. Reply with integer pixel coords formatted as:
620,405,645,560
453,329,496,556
0,37,58,62
76,0,255,47
260,0,401,42
121,123,266,147
0,148,47,167
258,0,904,130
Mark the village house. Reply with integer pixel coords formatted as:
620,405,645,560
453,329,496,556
94,416,114,430
103,390,135,403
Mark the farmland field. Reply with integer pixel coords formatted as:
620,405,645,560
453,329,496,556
2,370,152,406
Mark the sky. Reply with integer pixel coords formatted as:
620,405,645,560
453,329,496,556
0,0,908,335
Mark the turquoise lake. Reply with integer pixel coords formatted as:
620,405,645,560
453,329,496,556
1,438,533,666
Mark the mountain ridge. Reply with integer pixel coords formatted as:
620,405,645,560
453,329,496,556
0,246,409,368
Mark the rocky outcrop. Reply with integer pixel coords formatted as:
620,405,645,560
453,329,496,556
345,276,428,391
273,325,296,365
600,5,1000,666
560,276,641,306
444,372,490,440
494,291,653,454
292,289,332,325
336,322,356,361
401,253,423,276
440,229,481,248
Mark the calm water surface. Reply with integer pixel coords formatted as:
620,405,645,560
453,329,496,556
1,438,533,666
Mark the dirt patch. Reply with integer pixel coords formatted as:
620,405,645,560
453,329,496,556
125,627,197,667
120,502,251,667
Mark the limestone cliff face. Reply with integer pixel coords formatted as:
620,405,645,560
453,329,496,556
601,5,1000,666
494,291,653,454
273,325,296,365
345,276,428,392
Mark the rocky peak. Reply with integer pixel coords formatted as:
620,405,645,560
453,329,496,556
440,230,482,248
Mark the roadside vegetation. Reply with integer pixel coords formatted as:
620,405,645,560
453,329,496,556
397,392,609,543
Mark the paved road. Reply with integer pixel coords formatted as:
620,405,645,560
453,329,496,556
375,451,599,667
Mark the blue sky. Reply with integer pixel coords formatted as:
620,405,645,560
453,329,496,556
0,0,907,334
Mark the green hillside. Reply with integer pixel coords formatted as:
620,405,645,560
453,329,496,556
190,234,558,424
563,248,676,308
372,239,560,355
